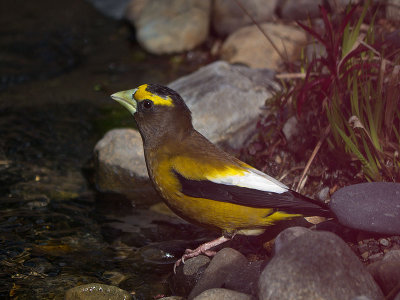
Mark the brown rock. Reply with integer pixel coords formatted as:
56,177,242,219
221,23,306,70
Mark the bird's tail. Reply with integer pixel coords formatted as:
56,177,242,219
287,189,334,218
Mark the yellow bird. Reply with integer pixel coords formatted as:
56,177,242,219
111,83,332,268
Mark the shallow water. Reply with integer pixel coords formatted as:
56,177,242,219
0,0,209,298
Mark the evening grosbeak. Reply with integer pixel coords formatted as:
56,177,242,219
111,83,332,269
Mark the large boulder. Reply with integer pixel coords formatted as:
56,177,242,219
168,61,278,147
259,229,384,300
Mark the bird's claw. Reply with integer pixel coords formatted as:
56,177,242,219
173,251,192,274
173,259,182,274
173,236,231,273
173,248,217,274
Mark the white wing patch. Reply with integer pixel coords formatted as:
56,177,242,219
208,167,288,194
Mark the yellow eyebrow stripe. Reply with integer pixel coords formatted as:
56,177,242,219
134,84,174,107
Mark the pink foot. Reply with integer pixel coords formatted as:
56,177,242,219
173,236,230,273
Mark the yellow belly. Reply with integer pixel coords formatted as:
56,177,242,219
165,193,296,232
147,149,301,234
154,182,301,234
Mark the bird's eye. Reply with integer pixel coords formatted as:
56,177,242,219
142,100,153,110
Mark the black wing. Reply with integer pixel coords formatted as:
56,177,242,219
173,170,331,217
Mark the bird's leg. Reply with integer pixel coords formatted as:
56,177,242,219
174,236,231,273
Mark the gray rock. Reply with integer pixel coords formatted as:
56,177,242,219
386,0,400,21
274,226,310,253
367,250,400,295
169,61,278,148
282,116,299,141
368,253,384,263
193,288,251,300
278,0,323,20
259,230,384,300
220,23,306,69
305,42,327,62
223,260,263,297
379,238,389,247
317,186,330,201
330,182,400,235
65,283,132,300
94,129,161,204
188,248,248,299
172,255,211,296
95,61,278,200
212,0,277,36
86,0,131,19
277,0,355,20
126,0,211,54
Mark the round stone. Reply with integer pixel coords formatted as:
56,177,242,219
330,182,400,235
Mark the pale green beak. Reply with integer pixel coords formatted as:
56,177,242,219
111,89,138,115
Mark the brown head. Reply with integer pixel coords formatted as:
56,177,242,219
111,84,194,148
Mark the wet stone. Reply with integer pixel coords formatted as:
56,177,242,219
23,257,54,274
330,182,400,235
65,283,132,300
193,288,251,300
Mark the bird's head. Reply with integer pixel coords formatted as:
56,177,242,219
111,84,193,148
